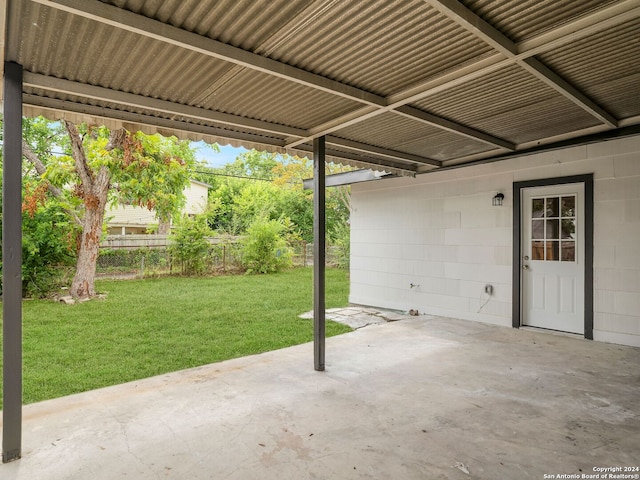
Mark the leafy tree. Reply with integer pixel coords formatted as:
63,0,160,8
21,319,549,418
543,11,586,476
273,188,313,242
271,155,313,186
205,177,246,234
205,150,353,243
233,181,281,230
272,154,353,241
21,117,196,299
113,132,199,234
222,150,280,180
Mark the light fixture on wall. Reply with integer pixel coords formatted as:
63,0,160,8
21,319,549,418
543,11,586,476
492,192,504,206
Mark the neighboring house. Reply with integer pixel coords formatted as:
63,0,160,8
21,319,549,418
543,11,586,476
106,179,210,235
349,135,640,348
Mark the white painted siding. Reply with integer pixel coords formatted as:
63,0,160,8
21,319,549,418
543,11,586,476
183,181,209,216
350,135,640,347
106,180,210,232
107,205,156,227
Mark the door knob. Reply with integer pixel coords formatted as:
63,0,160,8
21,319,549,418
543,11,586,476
522,265,530,270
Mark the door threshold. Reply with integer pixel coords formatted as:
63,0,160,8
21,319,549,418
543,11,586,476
520,326,584,339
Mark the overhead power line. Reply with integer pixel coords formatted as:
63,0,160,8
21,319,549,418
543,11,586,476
194,170,274,182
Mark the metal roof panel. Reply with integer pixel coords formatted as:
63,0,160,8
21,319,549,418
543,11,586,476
397,133,496,161
104,0,495,97
539,17,640,120
5,0,640,172
335,112,441,150
461,0,619,42
411,64,602,143
194,69,365,130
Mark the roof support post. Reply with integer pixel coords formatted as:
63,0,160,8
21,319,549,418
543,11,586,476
313,136,326,371
2,61,24,464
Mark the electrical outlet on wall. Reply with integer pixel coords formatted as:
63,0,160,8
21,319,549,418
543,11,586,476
484,284,493,295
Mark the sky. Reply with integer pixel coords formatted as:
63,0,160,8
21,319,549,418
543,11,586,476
192,141,247,168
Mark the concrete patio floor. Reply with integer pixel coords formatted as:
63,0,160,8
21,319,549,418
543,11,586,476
2,315,639,479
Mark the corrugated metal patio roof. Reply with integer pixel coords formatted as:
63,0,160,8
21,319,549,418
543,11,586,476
2,0,639,175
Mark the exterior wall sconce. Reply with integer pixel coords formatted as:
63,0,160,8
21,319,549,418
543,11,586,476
492,192,504,206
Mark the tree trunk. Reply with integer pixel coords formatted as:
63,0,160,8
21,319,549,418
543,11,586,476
70,200,105,298
157,215,171,235
69,167,110,298
65,120,123,299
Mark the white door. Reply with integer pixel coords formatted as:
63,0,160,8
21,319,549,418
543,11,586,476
521,184,584,334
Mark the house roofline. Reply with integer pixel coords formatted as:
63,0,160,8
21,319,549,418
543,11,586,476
189,179,212,189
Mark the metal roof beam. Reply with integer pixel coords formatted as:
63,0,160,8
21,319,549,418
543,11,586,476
32,0,516,154
517,0,640,57
287,103,514,151
286,106,381,149
423,0,618,128
423,0,517,57
394,105,514,150
27,0,633,167
518,57,617,128
386,54,508,107
30,0,387,108
22,94,292,149
24,90,431,174
290,1,637,151
294,144,418,176
23,72,307,139
326,136,441,167
390,1,640,108
24,74,438,171
438,124,640,170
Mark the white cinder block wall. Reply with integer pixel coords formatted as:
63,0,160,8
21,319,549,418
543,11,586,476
349,135,640,347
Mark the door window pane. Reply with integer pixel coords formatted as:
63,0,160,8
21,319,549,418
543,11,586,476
561,196,575,217
561,219,576,239
546,241,559,261
532,219,544,239
532,241,544,260
532,198,545,218
561,241,575,262
530,194,578,262
546,219,559,239
546,197,559,217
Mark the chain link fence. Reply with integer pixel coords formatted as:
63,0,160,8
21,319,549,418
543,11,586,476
96,241,340,278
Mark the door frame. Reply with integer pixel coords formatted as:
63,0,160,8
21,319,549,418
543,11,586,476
512,174,594,339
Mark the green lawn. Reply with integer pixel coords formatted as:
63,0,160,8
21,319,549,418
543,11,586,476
0,267,351,408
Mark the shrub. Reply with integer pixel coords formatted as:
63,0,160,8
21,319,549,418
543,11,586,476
241,218,292,274
331,221,350,270
19,194,77,297
168,215,212,275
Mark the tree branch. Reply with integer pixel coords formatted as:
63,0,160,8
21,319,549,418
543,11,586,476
106,128,127,151
22,138,49,177
63,120,94,190
94,165,111,203
22,138,83,227
335,185,352,213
